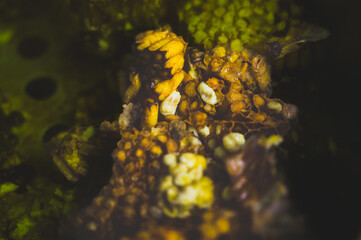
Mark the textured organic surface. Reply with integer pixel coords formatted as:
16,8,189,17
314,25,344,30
178,0,302,50
2,0,350,239
59,29,306,240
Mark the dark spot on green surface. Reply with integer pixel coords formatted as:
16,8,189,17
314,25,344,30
0,133,18,151
25,77,57,100
8,111,25,126
42,124,68,143
17,36,48,59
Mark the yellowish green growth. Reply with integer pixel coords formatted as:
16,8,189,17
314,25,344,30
52,126,95,182
221,186,232,200
178,0,302,50
222,132,245,152
159,153,214,218
207,138,217,149
0,152,22,169
0,176,76,240
53,148,87,182
0,182,19,197
11,217,34,239
82,0,166,53
0,27,13,44
216,124,223,135
124,22,133,30
98,39,109,51
80,126,95,141
124,74,141,104
214,146,226,159
180,135,202,148
230,39,243,52
258,134,283,149
267,101,283,112
213,46,226,58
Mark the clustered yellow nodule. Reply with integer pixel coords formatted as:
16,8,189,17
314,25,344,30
74,124,175,236
123,29,188,129
135,29,187,101
201,46,271,93
159,152,214,218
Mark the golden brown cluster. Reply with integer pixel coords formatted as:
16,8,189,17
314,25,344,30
70,126,166,239
122,208,245,240
64,29,302,240
195,46,271,93
177,46,297,140
178,79,296,135
122,31,296,137
69,119,220,238
121,224,186,240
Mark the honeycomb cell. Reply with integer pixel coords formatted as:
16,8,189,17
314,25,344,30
17,36,48,59
25,77,57,100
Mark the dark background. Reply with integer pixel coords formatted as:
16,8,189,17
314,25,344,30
274,0,361,239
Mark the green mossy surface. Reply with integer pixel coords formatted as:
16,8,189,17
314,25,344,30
0,176,76,240
79,0,167,54
178,0,302,49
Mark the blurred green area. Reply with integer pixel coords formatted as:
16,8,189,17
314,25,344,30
73,0,168,55
178,0,302,50
0,176,76,240
0,0,117,239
